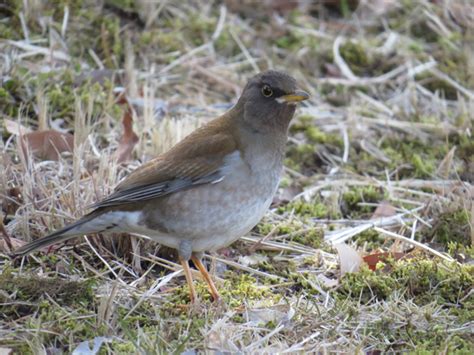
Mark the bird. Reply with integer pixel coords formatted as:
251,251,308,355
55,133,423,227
12,70,309,303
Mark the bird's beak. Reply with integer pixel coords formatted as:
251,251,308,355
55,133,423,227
276,90,310,104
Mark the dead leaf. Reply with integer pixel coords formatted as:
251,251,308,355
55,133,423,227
238,254,269,266
470,203,474,247
446,1,474,30
324,63,343,78
247,303,294,326
74,69,124,87
335,243,363,276
316,274,339,288
4,119,32,135
0,237,26,254
371,201,397,219
115,106,139,163
224,0,300,18
357,0,398,17
21,130,74,161
273,185,302,205
436,146,456,179
1,187,23,216
362,252,405,271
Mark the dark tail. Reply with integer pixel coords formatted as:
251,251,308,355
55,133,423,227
12,211,104,257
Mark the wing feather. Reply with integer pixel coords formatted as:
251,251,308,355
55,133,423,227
91,117,239,209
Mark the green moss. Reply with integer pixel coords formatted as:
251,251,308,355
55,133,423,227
0,22,18,39
364,316,474,353
0,269,95,306
410,19,439,43
257,218,325,249
290,116,343,146
448,242,474,261
342,186,386,218
355,229,384,250
139,30,184,54
275,31,305,50
286,116,345,174
340,41,370,76
416,74,459,100
0,268,98,349
214,29,240,56
457,134,474,162
221,274,276,307
106,0,136,11
429,209,471,247
338,258,474,306
339,265,396,301
411,153,435,177
380,136,448,179
284,143,316,173
284,199,325,218
188,16,216,45
292,228,325,249
256,221,301,236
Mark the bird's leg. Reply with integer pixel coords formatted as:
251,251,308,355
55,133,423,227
179,257,197,303
178,241,196,303
191,253,220,301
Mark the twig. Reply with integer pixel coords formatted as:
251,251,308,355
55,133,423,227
83,236,128,286
212,256,285,281
373,227,455,262
212,5,227,41
428,68,474,100
124,269,182,319
333,36,358,81
229,28,260,73
340,123,349,163
61,6,69,38
8,40,71,61
0,215,13,252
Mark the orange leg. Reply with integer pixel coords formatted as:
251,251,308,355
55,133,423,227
179,257,197,303
191,255,220,301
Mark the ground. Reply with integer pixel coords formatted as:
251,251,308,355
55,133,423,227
0,0,473,353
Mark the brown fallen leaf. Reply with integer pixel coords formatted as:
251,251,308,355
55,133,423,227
436,146,456,179
21,130,74,161
323,63,343,78
1,186,23,216
371,201,397,219
316,274,339,288
272,185,303,206
115,104,139,163
362,252,406,271
0,214,26,253
224,0,300,18
0,237,26,254
446,0,474,30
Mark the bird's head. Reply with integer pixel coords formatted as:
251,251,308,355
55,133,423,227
235,70,309,135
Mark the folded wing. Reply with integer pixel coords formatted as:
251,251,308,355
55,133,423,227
92,118,239,209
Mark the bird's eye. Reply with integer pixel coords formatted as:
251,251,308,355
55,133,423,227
261,85,273,97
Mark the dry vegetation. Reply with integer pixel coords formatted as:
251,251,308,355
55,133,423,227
0,0,473,353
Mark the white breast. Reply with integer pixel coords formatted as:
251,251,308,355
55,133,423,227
118,148,283,253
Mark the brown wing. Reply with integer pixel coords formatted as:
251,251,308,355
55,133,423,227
91,116,239,209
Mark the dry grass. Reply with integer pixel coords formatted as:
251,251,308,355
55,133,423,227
0,0,473,353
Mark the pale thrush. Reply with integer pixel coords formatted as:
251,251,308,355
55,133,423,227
13,70,309,302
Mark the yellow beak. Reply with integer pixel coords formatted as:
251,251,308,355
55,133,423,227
276,90,310,104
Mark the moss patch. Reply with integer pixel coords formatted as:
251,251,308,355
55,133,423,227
342,186,386,218
338,258,474,306
0,270,95,306
429,208,471,247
